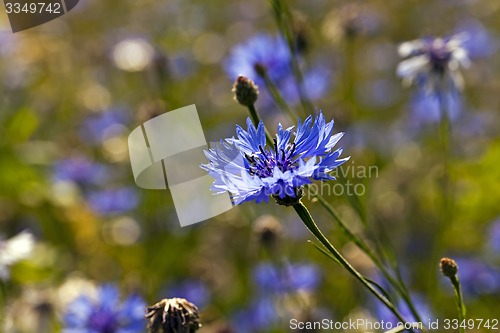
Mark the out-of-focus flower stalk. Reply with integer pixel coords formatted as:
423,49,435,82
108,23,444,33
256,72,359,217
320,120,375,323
254,64,296,123
435,89,454,255
270,0,314,115
292,201,412,327
440,258,466,333
310,190,425,325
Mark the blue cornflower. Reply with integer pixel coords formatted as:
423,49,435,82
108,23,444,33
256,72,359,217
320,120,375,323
397,34,470,92
225,34,291,87
63,284,145,333
224,34,330,106
201,112,349,205
253,262,321,294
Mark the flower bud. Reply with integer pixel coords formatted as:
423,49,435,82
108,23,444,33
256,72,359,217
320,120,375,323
145,298,201,333
232,76,259,107
440,257,458,278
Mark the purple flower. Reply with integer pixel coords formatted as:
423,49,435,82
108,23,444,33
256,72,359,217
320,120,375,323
201,112,349,205
63,284,145,333
87,187,140,215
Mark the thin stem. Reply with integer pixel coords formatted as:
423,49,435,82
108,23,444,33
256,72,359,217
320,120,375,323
258,70,297,122
450,276,467,333
292,202,411,327
270,0,314,115
240,96,423,327
311,190,425,325
438,91,452,226
247,104,274,146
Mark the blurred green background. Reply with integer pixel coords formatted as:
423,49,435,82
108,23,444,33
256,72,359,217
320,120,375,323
1,0,500,332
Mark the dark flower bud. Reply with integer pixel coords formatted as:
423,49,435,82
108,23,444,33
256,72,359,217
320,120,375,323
145,298,201,333
440,257,458,278
232,75,259,107
253,63,267,78
253,215,284,251
291,11,309,54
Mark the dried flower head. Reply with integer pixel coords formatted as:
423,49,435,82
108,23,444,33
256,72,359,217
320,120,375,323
145,298,201,333
440,257,458,278
232,76,259,107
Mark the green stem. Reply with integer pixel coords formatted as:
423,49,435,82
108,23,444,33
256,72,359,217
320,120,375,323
241,95,423,327
311,190,425,325
450,276,467,333
247,104,274,146
292,201,411,326
438,91,452,226
270,0,313,115
258,70,297,122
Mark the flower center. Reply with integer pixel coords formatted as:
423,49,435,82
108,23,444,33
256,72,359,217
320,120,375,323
245,140,297,178
428,39,452,73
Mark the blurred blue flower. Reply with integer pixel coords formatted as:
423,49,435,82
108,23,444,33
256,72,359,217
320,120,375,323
225,34,290,86
53,157,109,186
80,108,130,144
455,19,497,59
87,187,140,215
63,284,145,333
451,258,500,297
488,218,500,253
408,91,463,126
224,34,331,106
232,297,278,333
253,262,321,294
374,293,433,326
397,34,470,92
202,112,349,205
164,279,210,309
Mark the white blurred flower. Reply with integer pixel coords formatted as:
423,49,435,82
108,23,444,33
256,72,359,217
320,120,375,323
397,34,470,93
0,231,35,279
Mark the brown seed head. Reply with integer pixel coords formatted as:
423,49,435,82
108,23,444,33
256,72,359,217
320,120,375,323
145,298,201,333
